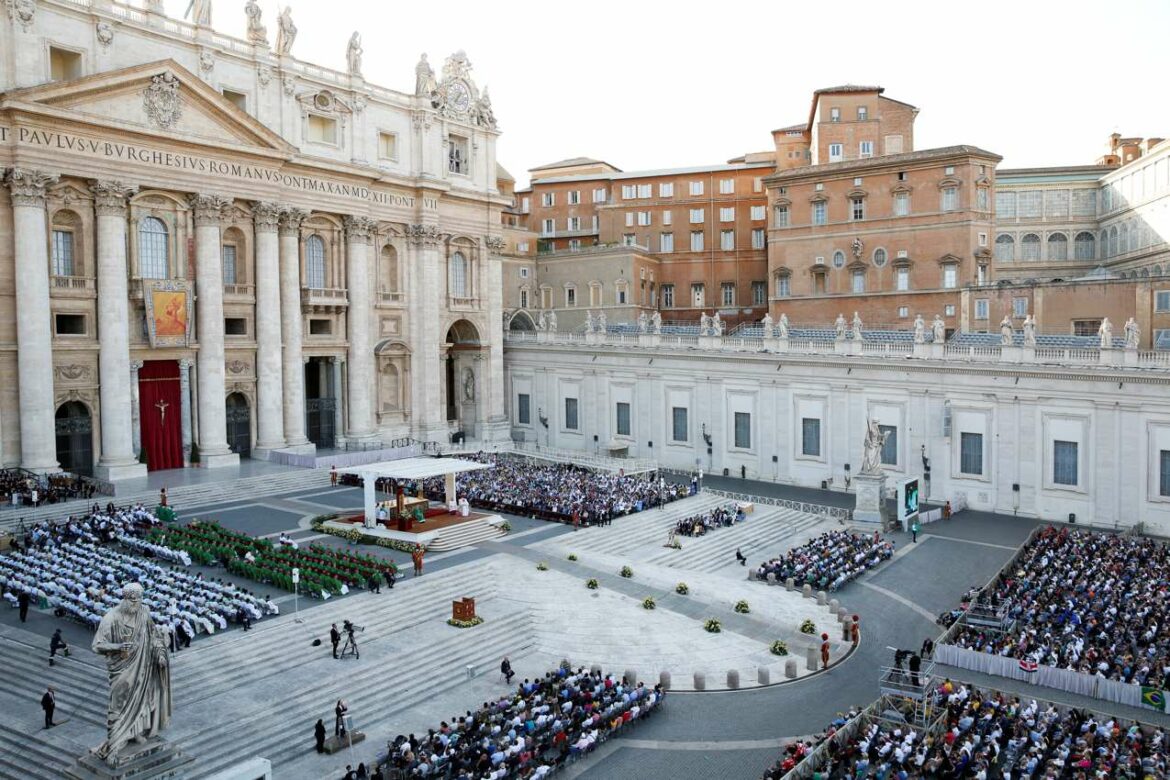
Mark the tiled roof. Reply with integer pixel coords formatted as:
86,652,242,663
528,157,620,172
766,144,1003,181
814,84,884,95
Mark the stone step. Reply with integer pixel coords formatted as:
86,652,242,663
0,726,75,780
426,518,506,552
182,610,535,778
540,495,725,555
646,509,825,573
0,637,108,726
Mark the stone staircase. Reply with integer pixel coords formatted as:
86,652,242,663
0,469,332,532
426,517,507,552
0,724,81,780
642,507,828,573
0,632,108,728
535,494,726,556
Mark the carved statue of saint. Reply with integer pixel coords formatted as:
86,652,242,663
699,312,711,336
346,32,363,77
415,54,437,97
651,310,662,334
851,236,864,260
463,367,475,402
1098,317,1114,349
913,314,926,344
598,311,607,333
584,310,595,334
244,0,266,44
834,313,847,341
761,313,773,339
91,583,172,766
860,419,890,477
778,313,789,339
536,310,546,332
851,311,863,340
190,0,211,26
932,315,946,344
547,310,558,334
474,87,497,129
1124,316,1140,349
275,7,297,56
637,312,649,334
712,312,724,336
1000,315,1014,346
1023,314,1037,347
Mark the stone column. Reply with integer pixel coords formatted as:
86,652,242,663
332,357,345,442
343,216,376,440
91,181,148,480
7,169,60,472
130,360,143,457
408,223,445,438
482,237,509,442
190,194,238,468
279,208,313,452
252,202,285,456
179,359,193,461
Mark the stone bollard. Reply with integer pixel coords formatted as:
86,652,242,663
829,598,839,613
591,664,602,677
766,572,777,585
693,672,706,691
806,646,819,671
785,659,798,678
838,607,849,624
727,669,740,689
624,669,637,687
785,577,795,591
758,666,770,685
659,671,671,690
802,584,813,598
816,590,828,605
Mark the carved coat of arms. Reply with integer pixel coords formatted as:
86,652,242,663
143,72,183,129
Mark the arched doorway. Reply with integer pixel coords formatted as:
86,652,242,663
304,357,337,449
55,401,94,477
225,393,251,458
508,311,536,332
445,320,481,434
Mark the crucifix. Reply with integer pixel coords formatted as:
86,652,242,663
155,399,170,424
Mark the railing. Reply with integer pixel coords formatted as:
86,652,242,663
223,283,255,298
301,287,348,308
448,296,479,309
537,243,650,257
511,442,658,474
700,487,852,523
378,291,406,305
51,275,96,293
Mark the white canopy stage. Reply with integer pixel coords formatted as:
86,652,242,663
338,456,493,526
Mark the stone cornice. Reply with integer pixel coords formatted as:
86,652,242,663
5,168,59,206
189,193,231,226
90,180,139,216
252,201,282,232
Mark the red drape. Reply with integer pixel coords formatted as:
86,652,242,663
139,360,183,471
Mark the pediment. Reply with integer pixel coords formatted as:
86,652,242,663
1,60,294,154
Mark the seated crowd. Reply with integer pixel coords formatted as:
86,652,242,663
417,455,688,524
375,666,664,779
18,503,160,550
754,530,894,591
673,503,743,538
765,682,1166,778
0,539,273,643
948,526,1170,688
0,469,97,507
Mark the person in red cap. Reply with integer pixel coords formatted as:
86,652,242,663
850,615,860,647
820,632,831,669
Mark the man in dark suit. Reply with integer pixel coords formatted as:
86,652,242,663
41,687,55,729
330,624,341,659
18,590,30,622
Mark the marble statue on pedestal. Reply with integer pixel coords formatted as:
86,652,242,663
546,311,557,333
584,310,595,334
700,312,711,336
761,313,773,339
244,0,267,45
346,32,363,77
189,0,211,26
637,312,649,333
597,312,607,333
712,312,724,336
651,311,662,334
851,311,863,340
859,419,890,476
416,54,437,97
999,315,1014,346
913,314,925,344
932,315,945,344
834,313,847,341
1099,317,1114,348
1023,314,1037,347
778,313,789,339
91,583,172,766
275,7,296,56
1124,317,1140,349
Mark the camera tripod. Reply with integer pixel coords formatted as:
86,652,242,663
340,631,360,660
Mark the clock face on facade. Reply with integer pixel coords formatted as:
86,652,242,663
448,81,471,112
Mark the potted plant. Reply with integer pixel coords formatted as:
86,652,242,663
675,582,689,595
642,597,656,610
704,618,722,633
586,578,599,590
770,640,789,656
734,600,751,614
619,566,633,578
800,619,817,635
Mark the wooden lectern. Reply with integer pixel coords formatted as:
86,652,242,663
452,597,476,622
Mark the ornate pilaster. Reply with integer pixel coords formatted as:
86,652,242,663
190,193,238,467
278,207,312,450
91,180,147,479
407,222,445,438
482,235,509,441
343,216,377,439
130,360,143,457
178,359,193,461
252,201,285,456
7,169,60,471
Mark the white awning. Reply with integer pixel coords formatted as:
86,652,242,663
337,456,492,481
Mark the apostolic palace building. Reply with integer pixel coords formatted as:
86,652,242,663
0,0,511,481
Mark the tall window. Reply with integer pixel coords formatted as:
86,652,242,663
895,268,910,291
593,188,606,203
222,245,237,284
519,289,529,309
776,274,790,297
1053,440,1078,486
659,182,674,197
941,187,958,211
615,402,631,437
671,407,688,442
662,284,674,307
138,216,169,279
976,187,989,210
801,417,820,457
960,432,983,475
568,190,580,205
851,269,866,293
689,209,704,224
859,141,874,158
812,201,827,225
719,207,735,222
829,143,843,162
690,231,704,252
850,197,865,221
750,205,765,221
995,234,1015,262
450,252,469,297
879,425,897,466
942,265,957,289
1048,233,1068,261
517,393,531,425
751,281,766,305
542,192,555,207
689,181,704,196
1074,232,1096,260
720,230,735,250
1021,233,1041,261
565,285,576,307
691,283,704,307
894,192,910,216
975,299,989,320
564,398,579,430
774,205,789,227
733,412,751,449
751,228,765,249
1013,298,1028,317
660,232,674,253
1160,450,1170,497
721,282,735,306
719,179,734,194
448,135,468,174
304,235,326,288
51,229,75,276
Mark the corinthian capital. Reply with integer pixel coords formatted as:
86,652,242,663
253,201,283,233
343,215,376,242
6,168,59,207
405,222,443,246
278,206,308,236
484,235,506,252
90,180,139,216
189,193,231,226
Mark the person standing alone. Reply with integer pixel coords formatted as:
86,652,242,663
330,623,341,659
314,718,326,753
41,687,56,729
911,519,920,543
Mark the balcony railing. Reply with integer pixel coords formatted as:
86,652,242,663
448,296,479,309
223,283,255,300
50,275,96,296
378,291,405,305
301,287,348,312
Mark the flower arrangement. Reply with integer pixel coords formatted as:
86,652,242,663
800,619,817,635
704,618,722,633
309,513,339,530
734,600,751,614
586,578,599,590
499,521,512,533
315,523,424,554
675,582,689,595
770,640,789,656
536,562,549,571
642,597,656,610
667,538,682,550
620,566,634,578
567,553,578,562
447,616,484,629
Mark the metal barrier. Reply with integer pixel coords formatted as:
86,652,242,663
508,442,658,474
698,486,852,523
